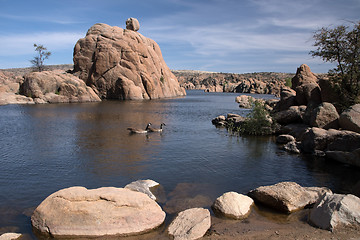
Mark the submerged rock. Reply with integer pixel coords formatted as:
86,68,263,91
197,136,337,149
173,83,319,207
31,186,165,237
125,179,160,201
168,208,211,240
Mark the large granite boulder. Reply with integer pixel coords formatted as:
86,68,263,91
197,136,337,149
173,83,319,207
291,64,322,106
295,83,322,106
309,102,339,129
20,70,101,103
248,182,331,213
326,148,360,167
273,106,305,125
168,208,211,240
301,127,360,153
73,22,185,100
274,87,296,112
339,104,360,133
291,64,318,90
31,186,166,237
309,192,360,231
212,192,254,219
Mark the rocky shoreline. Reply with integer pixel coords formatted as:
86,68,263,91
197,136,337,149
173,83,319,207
2,180,359,240
213,64,360,169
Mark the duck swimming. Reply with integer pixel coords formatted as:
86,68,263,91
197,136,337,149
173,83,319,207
148,123,166,132
127,123,152,134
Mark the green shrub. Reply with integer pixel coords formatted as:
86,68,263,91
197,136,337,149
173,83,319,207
228,99,278,135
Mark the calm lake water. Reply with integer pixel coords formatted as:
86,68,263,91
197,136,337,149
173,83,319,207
1,90,360,238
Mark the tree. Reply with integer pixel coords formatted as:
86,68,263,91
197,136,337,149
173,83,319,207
310,21,360,108
30,44,51,72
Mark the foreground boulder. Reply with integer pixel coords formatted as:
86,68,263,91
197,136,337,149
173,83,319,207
168,208,210,240
309,192,360,231
73,22,185,100
31,186,165,237
248,182,331,213
212,192,254,219
20,70,101,103
0,233,22,240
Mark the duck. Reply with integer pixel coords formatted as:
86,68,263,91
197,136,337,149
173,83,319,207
148,123,166,132
127,123,152,134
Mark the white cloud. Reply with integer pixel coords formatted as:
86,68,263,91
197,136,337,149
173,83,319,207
0,32,84,56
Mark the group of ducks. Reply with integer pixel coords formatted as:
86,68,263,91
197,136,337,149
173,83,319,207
127,123,166,134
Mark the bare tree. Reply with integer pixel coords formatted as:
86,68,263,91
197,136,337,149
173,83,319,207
30,44,51,72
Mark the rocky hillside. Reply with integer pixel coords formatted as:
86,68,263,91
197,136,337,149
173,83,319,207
173,70,295,96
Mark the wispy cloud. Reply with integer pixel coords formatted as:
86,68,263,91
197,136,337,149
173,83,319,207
0,32,83,56
0,13,84,25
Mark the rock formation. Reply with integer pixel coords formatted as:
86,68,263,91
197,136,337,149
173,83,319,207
73,22,185,100
20,70,101,103
31,186,166,237
0,70,34,105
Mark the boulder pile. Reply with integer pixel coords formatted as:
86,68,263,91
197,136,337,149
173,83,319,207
272,64,360,166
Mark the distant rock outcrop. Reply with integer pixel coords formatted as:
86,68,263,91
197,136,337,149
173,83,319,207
174,70,292,96
73,22,185,100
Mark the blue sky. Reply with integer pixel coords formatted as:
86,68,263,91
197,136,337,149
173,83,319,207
0,0,359,73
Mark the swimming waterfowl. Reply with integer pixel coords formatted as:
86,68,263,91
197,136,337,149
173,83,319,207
148,123,166,132
127,123,152,134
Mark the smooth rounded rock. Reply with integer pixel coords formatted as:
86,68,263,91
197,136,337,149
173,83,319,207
212,192,254,219
31,186,166,237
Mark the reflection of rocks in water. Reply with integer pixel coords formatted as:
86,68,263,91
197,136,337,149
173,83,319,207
74,101,170,179
253,204,308,224
163,183,213,214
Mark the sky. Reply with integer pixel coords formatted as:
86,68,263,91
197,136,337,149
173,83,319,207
0,0,359,73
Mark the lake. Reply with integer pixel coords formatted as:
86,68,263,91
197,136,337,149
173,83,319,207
1,90,359,238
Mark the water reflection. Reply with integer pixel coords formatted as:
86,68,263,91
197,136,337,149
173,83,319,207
74,100,171,179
